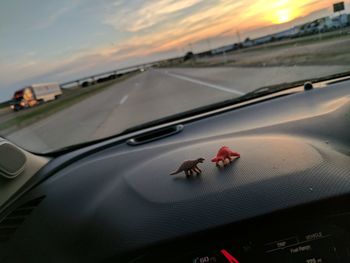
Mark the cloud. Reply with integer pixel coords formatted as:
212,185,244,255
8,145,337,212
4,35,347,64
104,0,204,32
101,0,251,56
32,0,80,30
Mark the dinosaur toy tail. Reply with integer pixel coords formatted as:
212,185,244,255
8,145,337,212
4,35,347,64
170,170,181,175
232,152,241,157
211,157,220,163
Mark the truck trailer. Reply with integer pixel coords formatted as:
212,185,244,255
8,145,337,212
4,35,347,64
10,83,62,111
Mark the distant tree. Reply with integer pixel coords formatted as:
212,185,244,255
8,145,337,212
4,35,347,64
244,37,251,42
81,81,90,88
184,51,194,61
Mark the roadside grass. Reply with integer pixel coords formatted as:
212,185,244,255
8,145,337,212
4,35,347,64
0,74,135,134
173,28,350,68
235,28,350,54
0,102,10,110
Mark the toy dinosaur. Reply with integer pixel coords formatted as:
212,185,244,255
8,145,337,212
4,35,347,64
212,146,240,167
170,158,205,177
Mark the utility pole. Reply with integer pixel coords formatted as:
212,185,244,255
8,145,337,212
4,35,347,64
188,42,196,65
223,50,228,64
206,38,212,52
188,42,194,52
236,30,242,43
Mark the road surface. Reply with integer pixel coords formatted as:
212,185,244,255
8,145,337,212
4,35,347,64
5,65,350,152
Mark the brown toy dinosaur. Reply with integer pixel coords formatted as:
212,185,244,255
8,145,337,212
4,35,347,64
170,158,205,177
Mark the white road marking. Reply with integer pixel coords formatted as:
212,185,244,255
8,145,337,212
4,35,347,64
120,95,129,105
165,72,245,95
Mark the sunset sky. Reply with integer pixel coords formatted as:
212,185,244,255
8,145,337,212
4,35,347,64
0,0,346,101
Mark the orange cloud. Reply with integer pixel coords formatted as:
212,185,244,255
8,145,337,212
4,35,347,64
145,0,335,51
95,0,336,63
105,0,204,32
245,0,334,24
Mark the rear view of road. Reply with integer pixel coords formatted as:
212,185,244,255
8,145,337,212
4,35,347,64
6,65,350,152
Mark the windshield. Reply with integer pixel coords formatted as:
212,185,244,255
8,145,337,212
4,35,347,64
13,91,24,101
1,0,350,153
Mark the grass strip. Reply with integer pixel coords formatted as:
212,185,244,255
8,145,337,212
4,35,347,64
0,74,135,134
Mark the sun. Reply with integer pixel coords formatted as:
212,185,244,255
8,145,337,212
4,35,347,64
276,9,291,23
269,7,300,24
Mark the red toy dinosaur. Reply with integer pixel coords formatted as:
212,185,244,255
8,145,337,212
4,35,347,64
211,146,240,166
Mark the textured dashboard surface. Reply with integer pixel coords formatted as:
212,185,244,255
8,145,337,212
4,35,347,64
0,83,349,263
126,136,324,203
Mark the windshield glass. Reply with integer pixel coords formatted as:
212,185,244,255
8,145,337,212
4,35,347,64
13,91,24,101
1,0,350,153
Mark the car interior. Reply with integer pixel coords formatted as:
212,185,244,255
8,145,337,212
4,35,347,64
0,77,349,262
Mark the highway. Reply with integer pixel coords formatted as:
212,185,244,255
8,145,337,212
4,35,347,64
5,65,349,152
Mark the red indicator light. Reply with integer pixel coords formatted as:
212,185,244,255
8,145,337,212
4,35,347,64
220,249,240,263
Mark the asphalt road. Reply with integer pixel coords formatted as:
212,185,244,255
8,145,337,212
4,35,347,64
5,65,350,152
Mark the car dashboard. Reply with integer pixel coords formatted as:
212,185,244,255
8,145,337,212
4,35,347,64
135,199,350,262
0,81,349,263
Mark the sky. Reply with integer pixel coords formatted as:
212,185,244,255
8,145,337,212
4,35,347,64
0,0,346,101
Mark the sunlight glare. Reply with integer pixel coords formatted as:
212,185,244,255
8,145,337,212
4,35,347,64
277,9,291,23
270,7,300,24
263,0,302,24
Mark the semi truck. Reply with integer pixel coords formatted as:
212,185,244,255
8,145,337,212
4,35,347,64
10,83,62,111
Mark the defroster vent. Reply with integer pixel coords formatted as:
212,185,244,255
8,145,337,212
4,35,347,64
0,196,45,243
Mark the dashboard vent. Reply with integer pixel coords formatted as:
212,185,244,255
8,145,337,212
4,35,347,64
0,196,45,243
127,124,184,146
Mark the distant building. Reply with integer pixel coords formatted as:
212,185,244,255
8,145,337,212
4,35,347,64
211,45,234,55
330,13,349,28
242,27,299,48
299,14,349,34
274,27,300,39
242,38,254,48
253,35,273,45
208,13,350,55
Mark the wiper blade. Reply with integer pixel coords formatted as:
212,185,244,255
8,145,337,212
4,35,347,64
243,69,350,99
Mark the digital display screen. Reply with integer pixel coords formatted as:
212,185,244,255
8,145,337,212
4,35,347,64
136,214,350,263
180,232,340,262
157,226,349,263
